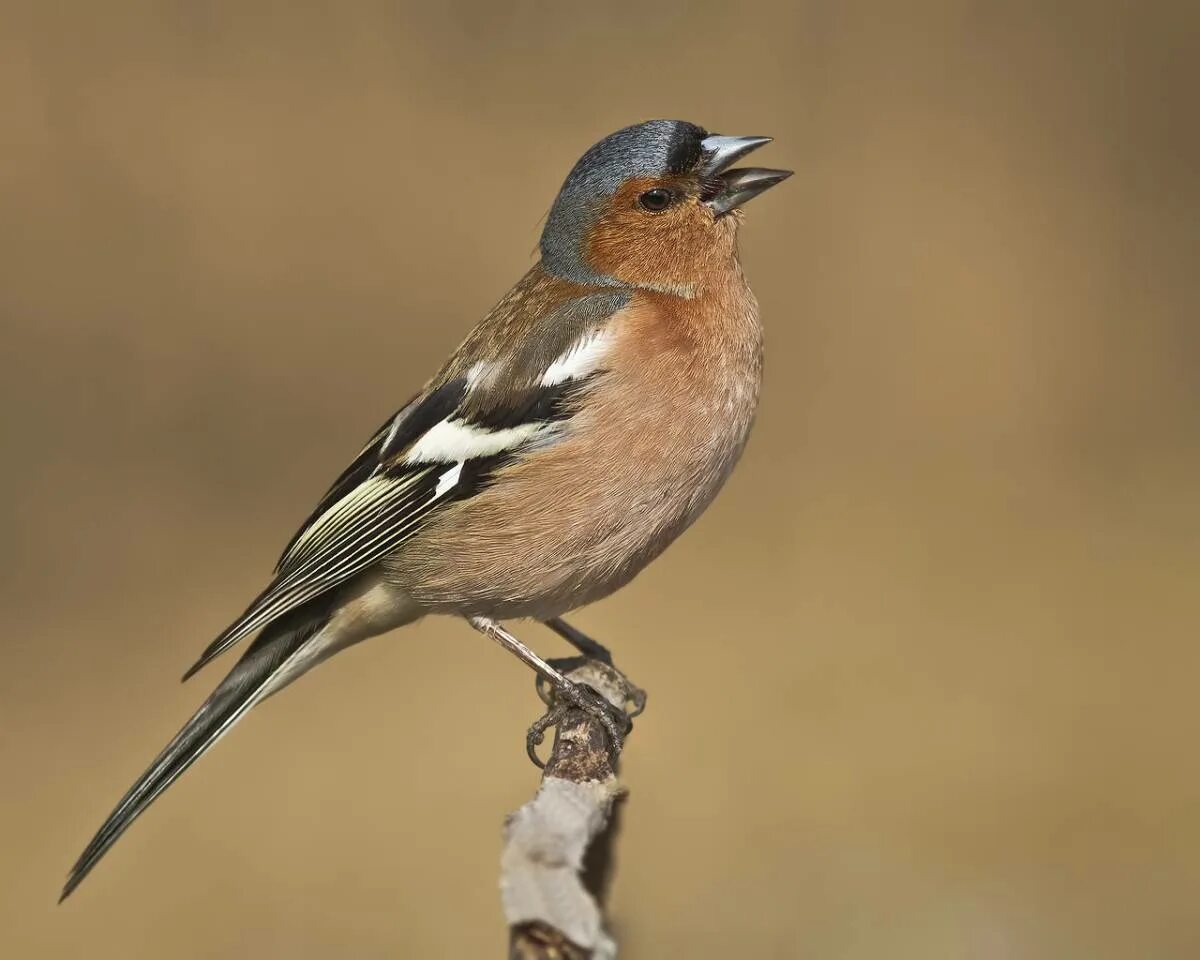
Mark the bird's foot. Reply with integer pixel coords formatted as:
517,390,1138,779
526,664,639,768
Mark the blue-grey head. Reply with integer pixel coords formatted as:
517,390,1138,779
540,119,790,290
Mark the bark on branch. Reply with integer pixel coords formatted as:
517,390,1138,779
500,658,644,959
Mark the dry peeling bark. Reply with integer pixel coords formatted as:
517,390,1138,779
500,659,643,960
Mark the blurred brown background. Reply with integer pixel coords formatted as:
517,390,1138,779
2,1,1198,957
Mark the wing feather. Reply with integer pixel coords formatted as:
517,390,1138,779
182,467,444,679
184,289,626,681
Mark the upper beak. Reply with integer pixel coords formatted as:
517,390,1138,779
698,134,792,216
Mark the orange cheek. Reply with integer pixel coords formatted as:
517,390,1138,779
584,179,721,288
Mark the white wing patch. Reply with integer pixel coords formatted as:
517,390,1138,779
402,330,612,468
403,418,546,465
434,461,464,497
541,329,614,387
281,329,614,586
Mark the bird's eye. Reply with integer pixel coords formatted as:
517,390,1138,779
637,188,675,212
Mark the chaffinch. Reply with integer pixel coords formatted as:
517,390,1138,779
62,119,790,899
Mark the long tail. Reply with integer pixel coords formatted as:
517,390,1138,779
60,603,332,901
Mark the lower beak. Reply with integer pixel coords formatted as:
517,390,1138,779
698,134,792,216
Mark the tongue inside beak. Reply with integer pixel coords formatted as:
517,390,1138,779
698,134,792,215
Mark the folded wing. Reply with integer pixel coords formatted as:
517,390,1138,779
182,292,624,680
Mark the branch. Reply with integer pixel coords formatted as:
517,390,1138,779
500,658,644,960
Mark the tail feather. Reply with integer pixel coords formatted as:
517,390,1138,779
180,579,288,683
60,604,330,902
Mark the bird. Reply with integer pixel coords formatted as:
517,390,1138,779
60,119,790,901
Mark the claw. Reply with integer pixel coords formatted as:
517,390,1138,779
524,676,632,767
556,680,630,750
525,703,565,768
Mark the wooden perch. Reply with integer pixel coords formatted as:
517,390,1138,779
500,658,644,960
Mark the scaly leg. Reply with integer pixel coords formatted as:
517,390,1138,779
543,617,646,719
468,616,630,765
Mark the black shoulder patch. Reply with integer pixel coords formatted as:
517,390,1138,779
378,378,468,461
466,372,601,432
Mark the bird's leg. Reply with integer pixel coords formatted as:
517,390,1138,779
468,616,631,766
543,616,613,664
540,617,647,721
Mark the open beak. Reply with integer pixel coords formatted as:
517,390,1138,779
698,134,792,216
